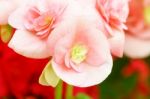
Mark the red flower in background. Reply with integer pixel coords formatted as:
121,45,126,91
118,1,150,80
0,41,9,97
0,39,99,99
122,59,150,96
0,71,8,97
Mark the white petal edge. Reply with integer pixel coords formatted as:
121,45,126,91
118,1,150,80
52,54,113,87
0,0,17,25
8,30,51,59
8,0,37,30
124,34,150,58
8,7,26,30
109,29,125,57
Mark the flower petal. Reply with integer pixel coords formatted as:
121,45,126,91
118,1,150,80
36,0,68,14
0,0,17,25
124,34,150,58
8,30,51,58
8,7,26,30
47,20,75,55
109,29,125,57
76,0,96,7
84,28,110,66
52,54,112,87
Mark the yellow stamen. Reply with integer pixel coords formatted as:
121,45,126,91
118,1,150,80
71,44,88,64
45,16,53,24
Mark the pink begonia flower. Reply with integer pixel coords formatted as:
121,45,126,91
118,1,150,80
50,19,112,87
39,1,112,87
124,0,150,58
8,0,68,58
46,1,113,87
0,0,23,25
96,0,129,57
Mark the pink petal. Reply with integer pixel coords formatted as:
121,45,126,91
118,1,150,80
36,0,50,13
109,28,125,57
0,0,17,25
51,55,112,87
8,7,26,30
124,35,150,58
53,31,74,65
84,28,110,66
47,20,75,55
36,0,68,15
76,0,96,7
8,0,37,29
8,30,51,58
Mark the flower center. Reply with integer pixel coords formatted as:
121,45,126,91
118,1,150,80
144,6,150,25
45,16,53,25
24,7,55,38
71,44,88,64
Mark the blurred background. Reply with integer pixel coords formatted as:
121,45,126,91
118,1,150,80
0,0,150,99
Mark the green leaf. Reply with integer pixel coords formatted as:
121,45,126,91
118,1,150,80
0,25,13,43
39,61,60,87
75,93,91,99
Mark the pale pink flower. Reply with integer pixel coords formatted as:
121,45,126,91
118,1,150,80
0,0,22,25
45,2,113,87
124,0,150,58
96,0,129,57
49,17,112,87
8,0,68,58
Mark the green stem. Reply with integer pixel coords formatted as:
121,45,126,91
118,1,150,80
55,80,63,99
65,84,74,99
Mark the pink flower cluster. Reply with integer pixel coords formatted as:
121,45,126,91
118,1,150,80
0,0,129,87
